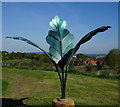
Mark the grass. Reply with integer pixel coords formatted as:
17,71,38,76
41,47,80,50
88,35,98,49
2,68,119,106
1,80,8,94
0,79,9,96
4,58,32,63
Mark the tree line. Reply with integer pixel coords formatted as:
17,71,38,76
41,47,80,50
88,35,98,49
2,48,120,72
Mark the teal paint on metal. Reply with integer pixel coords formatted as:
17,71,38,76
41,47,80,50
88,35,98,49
46,16,74,63
58,26,111,70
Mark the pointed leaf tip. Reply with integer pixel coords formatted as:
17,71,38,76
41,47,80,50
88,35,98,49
97,26,111,32
107,26,111,28
6,36,11,38
6,36,23,40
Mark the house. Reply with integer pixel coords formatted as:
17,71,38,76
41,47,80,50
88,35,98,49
83,60,97,65
89,60,97,65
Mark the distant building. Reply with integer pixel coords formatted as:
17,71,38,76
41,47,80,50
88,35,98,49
83,60,97,65
89,60,97,65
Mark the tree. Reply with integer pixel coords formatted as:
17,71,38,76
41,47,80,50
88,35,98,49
77,53,89,59
105,49,120,68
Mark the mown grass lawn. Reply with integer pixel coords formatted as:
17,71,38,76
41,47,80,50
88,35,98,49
2,68,119,106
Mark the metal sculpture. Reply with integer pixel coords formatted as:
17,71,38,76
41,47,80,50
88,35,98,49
6,16,111,99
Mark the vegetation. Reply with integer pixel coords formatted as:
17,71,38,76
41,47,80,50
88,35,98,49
2,68,118,106
1,49,119,105
105,49,120,68
77,53,91,60
2,80,8,94
2,51,54,70
69,69,120,80
2,49,120,79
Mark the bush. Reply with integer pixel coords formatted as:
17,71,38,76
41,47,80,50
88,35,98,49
101,70,110,75
69,69,120,80
105,49,120,68
86,65,95,72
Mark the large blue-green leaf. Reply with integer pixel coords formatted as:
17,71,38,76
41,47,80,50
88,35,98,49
46,16,74,63
58,26,111,69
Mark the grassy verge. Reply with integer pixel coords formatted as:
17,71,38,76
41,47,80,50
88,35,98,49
2,68,119,106
2,80,9,93
0,79,9,96
3,66,120,80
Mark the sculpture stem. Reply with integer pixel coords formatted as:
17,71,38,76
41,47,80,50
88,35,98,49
61,69,66,99
65,71,68,84
61,79,66,99
57,69,62,83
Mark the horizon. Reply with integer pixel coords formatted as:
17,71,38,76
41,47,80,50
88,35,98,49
2,2,118,54
1,50,108,56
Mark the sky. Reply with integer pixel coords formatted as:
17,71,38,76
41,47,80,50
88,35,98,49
2,2,118,54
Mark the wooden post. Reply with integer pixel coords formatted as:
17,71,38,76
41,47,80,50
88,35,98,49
52,98,75,107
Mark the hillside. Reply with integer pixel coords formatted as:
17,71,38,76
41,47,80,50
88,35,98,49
2,68,118,106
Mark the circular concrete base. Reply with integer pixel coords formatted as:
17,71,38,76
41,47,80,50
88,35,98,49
52,98,75,107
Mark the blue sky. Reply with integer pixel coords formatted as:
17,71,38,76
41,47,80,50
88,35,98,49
2,2,118,54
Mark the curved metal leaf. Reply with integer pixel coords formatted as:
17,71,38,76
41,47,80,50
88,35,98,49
6,36,59,71
58,26,111,69
46,16,74,63
6,36,52,60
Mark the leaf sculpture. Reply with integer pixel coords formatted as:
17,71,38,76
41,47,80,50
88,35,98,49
46,16,74,64
6,16,111,99
6,37,49,57
58,26,111,70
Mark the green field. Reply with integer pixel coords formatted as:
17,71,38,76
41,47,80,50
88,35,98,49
2,68,119,106
4,59,32,63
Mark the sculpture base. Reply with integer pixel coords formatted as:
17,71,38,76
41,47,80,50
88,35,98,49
52,98,75,107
